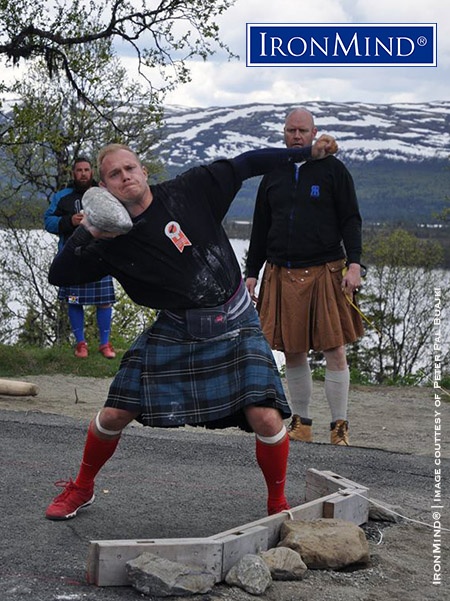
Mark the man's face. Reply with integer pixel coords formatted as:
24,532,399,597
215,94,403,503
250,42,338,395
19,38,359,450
99,149,149,208
283,112,317,148
73,161,93,190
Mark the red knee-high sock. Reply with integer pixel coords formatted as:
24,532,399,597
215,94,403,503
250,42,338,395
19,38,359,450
256,434,290,515
74,421,120,489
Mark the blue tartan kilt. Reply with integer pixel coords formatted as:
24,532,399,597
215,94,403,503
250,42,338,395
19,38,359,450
58,276,116,305
105,304,290,431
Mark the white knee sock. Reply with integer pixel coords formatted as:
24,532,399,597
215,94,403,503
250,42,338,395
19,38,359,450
325,368,350,422
256,425,287,445
285,363,313,418
95,412,123,436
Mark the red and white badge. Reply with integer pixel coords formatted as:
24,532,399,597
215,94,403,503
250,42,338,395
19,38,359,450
164,221,192,253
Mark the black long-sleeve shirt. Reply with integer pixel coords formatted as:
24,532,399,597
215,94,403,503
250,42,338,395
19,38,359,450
49,147,316,310
245,156,362,278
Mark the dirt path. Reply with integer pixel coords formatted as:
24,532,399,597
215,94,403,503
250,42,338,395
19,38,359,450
1,375,449,600
0,374,446,457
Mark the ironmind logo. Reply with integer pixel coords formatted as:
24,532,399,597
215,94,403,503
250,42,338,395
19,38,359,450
246,24,437,67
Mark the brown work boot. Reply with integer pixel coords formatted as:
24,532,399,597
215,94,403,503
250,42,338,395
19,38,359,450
330,420,349,445
288,415,313,442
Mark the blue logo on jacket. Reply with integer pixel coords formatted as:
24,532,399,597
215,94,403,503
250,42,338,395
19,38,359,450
310,185,320,198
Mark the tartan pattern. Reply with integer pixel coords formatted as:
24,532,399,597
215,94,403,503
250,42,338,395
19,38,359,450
58,276,116,305
105,305,290,430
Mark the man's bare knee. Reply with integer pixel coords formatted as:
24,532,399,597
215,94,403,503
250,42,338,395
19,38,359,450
94,407,138,437
245,406,284,437
324,346,347,371
285,351,308,368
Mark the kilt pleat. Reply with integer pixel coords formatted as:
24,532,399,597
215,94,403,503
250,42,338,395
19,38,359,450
257,260,364,353
58,275,116,305
105,306,290,431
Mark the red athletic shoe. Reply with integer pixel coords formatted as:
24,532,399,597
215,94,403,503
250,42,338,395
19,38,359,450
45,479,95,520
99,342,116,359
74,341,88,358
267,498,291,516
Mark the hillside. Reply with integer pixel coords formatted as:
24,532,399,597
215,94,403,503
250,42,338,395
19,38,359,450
1,100,448,227
154,101,450,225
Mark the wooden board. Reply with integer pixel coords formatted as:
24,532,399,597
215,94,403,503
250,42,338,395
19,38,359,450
208,526,269,581
87,469,370,587
306,468,369,502
208,491,342,549
87,538,223,586
323,488,369,523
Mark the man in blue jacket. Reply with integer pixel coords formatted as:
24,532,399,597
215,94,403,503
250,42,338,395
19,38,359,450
44,157,116,358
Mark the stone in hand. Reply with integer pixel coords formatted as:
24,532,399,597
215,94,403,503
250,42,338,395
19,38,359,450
82,187,133,234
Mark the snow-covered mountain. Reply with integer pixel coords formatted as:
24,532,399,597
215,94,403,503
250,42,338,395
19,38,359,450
156,100,450,166
153,101,450,225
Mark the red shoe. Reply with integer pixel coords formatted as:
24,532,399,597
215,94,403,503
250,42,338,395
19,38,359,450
45,479,95,520
74,341,88,358
99,342,116,359
267,498,291,516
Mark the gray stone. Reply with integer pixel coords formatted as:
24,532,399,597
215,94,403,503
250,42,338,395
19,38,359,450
126,552,215,597
225,553,272,595
82,187,133,234
278,518,370,570
260,546,308,581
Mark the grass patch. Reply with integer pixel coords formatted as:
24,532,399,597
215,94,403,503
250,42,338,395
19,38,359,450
0,344,123,378
1,344,449,398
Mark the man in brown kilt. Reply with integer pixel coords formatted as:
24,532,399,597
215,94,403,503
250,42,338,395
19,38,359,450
44,136,338,521
245,107,364,445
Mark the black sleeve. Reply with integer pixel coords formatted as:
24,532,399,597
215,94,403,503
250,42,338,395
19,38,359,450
230,147,313,180
334,164,362,265
48,226,110,286
245,176,271,279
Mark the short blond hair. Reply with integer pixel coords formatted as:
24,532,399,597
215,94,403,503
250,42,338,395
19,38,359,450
97,144,141,180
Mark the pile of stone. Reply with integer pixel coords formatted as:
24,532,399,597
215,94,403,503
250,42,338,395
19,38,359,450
126,518,370,597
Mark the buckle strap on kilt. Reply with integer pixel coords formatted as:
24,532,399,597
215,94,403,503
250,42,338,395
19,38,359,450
164,279,252,339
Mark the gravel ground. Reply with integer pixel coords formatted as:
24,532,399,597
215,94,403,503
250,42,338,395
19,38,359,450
0,375,448,600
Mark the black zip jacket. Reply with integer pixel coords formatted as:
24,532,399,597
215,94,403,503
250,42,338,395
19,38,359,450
245,156,362,278
48,147,318,310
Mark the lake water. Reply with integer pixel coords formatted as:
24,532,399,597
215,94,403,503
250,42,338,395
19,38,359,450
1,231,448,375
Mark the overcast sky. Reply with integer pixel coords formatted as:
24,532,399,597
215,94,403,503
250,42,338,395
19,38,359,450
1,0,448,109
160,0,449,108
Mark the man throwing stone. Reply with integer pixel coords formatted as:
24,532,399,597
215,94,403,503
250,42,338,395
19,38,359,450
45,137,337,521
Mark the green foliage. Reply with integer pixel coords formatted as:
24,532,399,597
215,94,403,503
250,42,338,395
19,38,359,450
0,343,121,378
0,1,237,222
0,51,165,216
81,285,157,348
17,304,66,347
309,365,372,385
0,0,236,113
0,227,157,347
364,226,444,268
347,366,373,386
109,287,157,346
440,375,450,392
352,228,450,384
